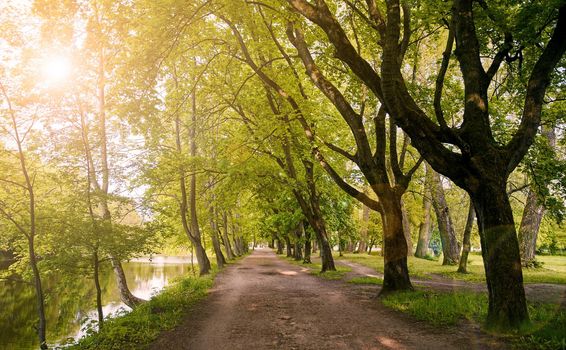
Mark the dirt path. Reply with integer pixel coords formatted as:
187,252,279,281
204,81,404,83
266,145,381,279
151,249,506,350
336,259,566,307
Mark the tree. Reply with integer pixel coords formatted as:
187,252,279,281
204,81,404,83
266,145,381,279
430,169,460,265
415,164,432,258
458,200,475,273
286,0,566,328
0,84,48,349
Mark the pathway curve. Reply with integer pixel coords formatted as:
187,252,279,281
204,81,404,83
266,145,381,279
151,249,506,350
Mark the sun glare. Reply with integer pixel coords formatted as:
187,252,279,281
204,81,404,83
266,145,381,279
41,55,72,84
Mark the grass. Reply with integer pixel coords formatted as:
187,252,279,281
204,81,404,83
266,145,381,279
68,252,252,350
69,271,215,350
381,290,566,350
347,276,383,285
338,253,566,284
281,256,351,280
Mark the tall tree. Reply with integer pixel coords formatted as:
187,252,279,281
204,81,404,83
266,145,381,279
287,0,566,328
458,199,476,273
518,126,556,267
0,84,48,349
430,170,460,265
286,20,422,292
415,164,432,258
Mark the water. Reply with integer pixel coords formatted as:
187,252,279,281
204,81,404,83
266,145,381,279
0,256,194,349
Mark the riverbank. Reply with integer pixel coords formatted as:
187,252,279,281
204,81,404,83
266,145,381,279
69,270,216,350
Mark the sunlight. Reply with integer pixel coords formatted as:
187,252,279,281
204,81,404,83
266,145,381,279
41,55,71,84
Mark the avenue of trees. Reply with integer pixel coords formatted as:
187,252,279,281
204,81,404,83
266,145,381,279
0,0,564,347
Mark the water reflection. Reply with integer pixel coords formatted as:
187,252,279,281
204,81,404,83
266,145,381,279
0,256,194,349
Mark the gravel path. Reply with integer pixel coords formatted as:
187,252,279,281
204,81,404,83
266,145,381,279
151,248,507,350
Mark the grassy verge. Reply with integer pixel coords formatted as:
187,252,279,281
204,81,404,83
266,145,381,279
69,271,216,350
347,276,383,285
68,252,252,349
281,256,351,280
381,290,566,350
338,253,566,284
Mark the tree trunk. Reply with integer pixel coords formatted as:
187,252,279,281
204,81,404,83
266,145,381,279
368,239,375,254
471,181,528,329
338,232,343,257
519,125,556,266
458,200,475,273
431,171,460,265
188,90,211,275
379,191,413,294
401,199,413,256
303,224,312,264
518,189,544,267
415,166,432,258
230,218,242,257
284,234,292,257
318,230,335,272
110,257,143,307
96,45,142,308
221,211,235,260
209,206,226,269
357,204,370,253
294,223,303,261
276,237,284,254
312,239,317,253
93,250,104,329
28,237,47,350
303,162,336,272
232,235,242,256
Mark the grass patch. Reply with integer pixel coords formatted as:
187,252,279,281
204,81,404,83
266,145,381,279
348,276,383,285
381,290,486,326
281,256,351,280
339,253,566,285
381,289,566,350
69,271,216,349
309,267,350,280
516,304,566,350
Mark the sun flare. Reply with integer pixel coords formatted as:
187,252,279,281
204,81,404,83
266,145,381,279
41,55,72,84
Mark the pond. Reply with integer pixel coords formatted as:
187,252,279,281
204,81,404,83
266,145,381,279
0,256,195,349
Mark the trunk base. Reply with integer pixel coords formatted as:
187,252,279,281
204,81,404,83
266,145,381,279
379,257,413,295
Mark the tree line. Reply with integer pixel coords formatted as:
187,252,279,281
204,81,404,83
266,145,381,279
0,0,564,347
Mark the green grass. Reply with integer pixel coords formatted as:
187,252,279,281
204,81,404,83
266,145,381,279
347,276,383,285
281,256,351,280
69,272,215,349
71,251,250,349
381,290,486,326
339,253,566,284
381,290,566,350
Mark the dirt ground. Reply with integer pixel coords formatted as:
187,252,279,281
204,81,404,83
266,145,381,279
151,249,509,350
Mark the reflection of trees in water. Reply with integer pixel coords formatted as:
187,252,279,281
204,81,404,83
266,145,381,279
0,260,191,349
